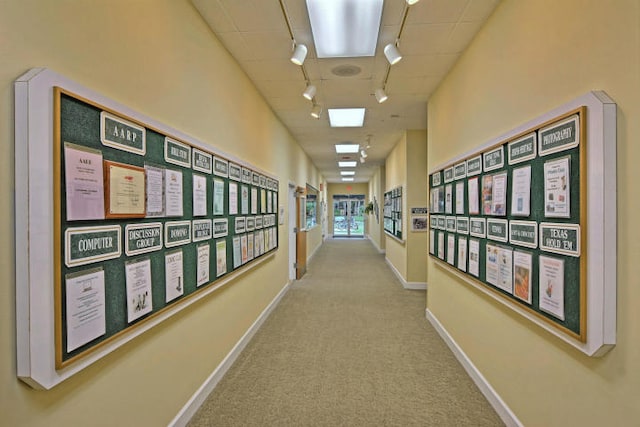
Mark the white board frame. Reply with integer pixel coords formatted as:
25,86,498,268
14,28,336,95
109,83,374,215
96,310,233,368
428,91,617,357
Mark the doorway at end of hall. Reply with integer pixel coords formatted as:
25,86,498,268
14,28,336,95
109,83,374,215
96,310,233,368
332,194,365,238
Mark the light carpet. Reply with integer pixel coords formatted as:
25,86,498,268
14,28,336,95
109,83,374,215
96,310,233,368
188,239,503,426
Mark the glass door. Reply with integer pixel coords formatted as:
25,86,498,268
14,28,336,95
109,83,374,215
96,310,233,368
332,195,365,237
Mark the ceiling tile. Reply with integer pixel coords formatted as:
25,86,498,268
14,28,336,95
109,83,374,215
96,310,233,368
461,0,501,22
219,0,286,32
443,21,485,54
408,0,469,24
192,0,236,32
398,23,455,55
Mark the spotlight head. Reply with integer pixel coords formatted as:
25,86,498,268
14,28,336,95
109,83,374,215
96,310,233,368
360,156,366,164
290,44,308,65
375,88,388,103
303,84,317,100
406,0,420,4
384,43,402,65
310,104,322,119
360,150,368,158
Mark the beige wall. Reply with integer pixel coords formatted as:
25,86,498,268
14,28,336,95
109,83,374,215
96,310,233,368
405,130,428,283
0,1,323,425
384,132,428,284
384,135,407,277
427,0,640,425
367,165,385,252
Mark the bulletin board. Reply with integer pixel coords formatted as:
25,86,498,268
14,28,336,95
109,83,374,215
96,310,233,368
15,68,280,389
427,91,617,356
383,187,403,241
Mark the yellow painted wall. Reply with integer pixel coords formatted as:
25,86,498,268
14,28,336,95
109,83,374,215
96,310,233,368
384,132,428,284
384,135,407,278
427,0,640,425
0,1,323,425
405,130,428,283
367,165,385,252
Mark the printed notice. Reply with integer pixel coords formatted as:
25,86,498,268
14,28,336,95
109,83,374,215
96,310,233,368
145,165,164,217
216,239,227,277
438,232,445,260
241,185,249,215
468,177,479,215
544,157,570,218
213,179,225,215
486,244,500,286
197,244,210,287
165,168,184,217
229,182,238,215
64,143,105,221
251,187,258,214
447,234,455,265
65,268,106,352
445,184,453,214
455,182,465,214
513,251,533,304
165,250,184,303
125,258,153,323
193,174,207,217
233,236,242,269
511,165,531,216
539,255,565,320
469,239,480,277
457,237,467,272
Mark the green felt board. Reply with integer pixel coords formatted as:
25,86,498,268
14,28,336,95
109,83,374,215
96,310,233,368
429,117,582,337
383,187,403,240
58,92,278,363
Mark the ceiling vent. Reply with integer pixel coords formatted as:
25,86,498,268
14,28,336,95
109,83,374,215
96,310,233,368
331,64,362,77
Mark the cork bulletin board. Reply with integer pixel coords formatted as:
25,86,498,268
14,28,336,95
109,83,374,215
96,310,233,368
427,91,617,357
15,68,280,389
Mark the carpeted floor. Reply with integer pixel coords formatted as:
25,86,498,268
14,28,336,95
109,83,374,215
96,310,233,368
188,239,504,426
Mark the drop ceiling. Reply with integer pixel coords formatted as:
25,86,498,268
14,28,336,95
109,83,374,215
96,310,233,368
192,0,500,183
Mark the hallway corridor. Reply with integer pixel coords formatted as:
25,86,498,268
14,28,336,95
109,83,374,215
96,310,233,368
189,239,503,426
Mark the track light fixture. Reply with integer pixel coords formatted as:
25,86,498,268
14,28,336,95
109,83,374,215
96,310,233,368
384,43,402,65
406,0,420,4
310,104,322,119
290,43,308,65
303,83,316,100
374,87,388,104
360,156,366,164
360,150,368,158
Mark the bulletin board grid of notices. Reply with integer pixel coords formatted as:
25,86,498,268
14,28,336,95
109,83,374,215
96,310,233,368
55,88,279,367
383,187,403,241
429,108,586,341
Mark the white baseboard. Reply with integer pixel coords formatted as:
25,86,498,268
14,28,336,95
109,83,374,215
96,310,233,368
385,257,427,290
169,282,291,427
426,309,522,427
366,234,386,254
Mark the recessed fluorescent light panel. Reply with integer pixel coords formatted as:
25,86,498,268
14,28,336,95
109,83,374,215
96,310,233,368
341,177,355,182
340,171,356,176
335,144,360,154
328,108,366,127
306,0,383,58
338,161,357,168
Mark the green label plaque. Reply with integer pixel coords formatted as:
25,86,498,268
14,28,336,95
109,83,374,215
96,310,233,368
192,148,212,174
469,217,486,238
125,222,163,256
539,222,581,256
164,137,191,167
165,221,192,247
509,220,538,248
486,218,508,242
65,225,121,267
100,111,146,155
539,115,579,156
508,133,537,165
466,155,482,176
192,219,213,242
